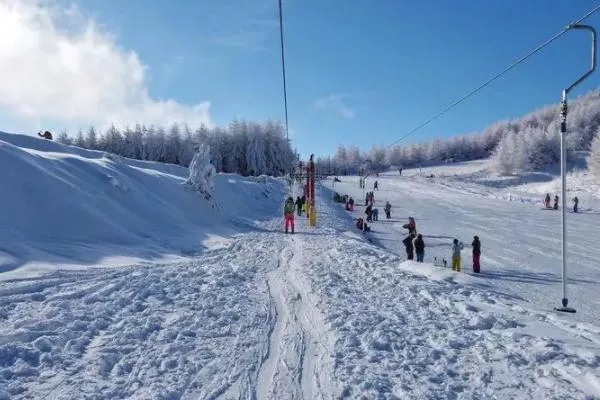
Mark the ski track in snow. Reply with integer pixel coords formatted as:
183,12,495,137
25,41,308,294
256,233,335,400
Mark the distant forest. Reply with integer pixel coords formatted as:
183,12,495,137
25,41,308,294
314,88,600,178
57,88,600,179
57,120,296,177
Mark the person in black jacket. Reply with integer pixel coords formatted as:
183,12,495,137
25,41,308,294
471,235,481,273
403,235,414,260
295,196,303,216
365,204,373,222
414,234,425,262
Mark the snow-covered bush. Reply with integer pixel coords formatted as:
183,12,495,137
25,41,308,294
184,144,216,201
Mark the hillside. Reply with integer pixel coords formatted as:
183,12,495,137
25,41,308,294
0,131,286,280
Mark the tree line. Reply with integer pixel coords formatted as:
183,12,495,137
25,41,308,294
56,120,296,177
313,88,600,179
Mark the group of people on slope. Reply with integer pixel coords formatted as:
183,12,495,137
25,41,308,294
401,219,482,273
544,193,580,213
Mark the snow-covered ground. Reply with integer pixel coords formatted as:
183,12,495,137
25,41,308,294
0,131,284,281
1,135,600,399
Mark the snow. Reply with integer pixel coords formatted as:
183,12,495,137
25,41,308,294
0,131,284,280
1,133,599,399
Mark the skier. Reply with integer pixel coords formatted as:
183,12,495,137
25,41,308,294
295,196,303,216
384,201,392,219
414,234,425,262
374,181,378,191
553,195,559,210
471,235,481,273
451,239,464,272
284,197,295,234
544,193,551,208
573,196,579,213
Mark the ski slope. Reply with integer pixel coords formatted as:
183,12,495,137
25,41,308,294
1,136,599,399
326,162,600,325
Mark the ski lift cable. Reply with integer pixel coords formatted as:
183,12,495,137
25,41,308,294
278,0,290,142
385,2,600,150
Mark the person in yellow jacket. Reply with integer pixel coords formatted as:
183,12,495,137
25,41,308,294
284,197,295,234
451,239,464,271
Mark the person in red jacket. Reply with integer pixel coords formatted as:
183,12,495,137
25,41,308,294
284,197,295,234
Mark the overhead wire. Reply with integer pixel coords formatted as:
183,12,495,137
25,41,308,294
385,2,600,150
278,0,290,142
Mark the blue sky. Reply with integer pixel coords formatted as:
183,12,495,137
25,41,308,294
5,0,600,159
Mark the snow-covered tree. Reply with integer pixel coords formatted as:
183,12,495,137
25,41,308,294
57,131,72,145
86,127,98,149
184,143,216,202
75,130,85,148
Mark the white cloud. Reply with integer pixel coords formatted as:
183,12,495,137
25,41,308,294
314,94,355,119
0,0,211,134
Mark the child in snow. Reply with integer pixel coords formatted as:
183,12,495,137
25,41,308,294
471,236,481,273
403,235,414,260
414,234,425,262
284,197,295,234
553,195,559,210
356,217,370,232
374,181,378,191
573,196,579,213
373,208,379,221
451,239,464,272
384,201,392,219
349,197,354,211
544,193,551,208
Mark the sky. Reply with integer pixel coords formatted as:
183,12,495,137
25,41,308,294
2,0,600,159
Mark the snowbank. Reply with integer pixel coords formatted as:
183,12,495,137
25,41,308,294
0,132,286,279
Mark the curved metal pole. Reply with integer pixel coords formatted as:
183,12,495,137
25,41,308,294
556,23,596,314
565,24,597,94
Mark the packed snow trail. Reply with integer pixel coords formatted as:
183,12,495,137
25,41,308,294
256,235,336,400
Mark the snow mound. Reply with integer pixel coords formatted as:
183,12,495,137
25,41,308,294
0,132,286,279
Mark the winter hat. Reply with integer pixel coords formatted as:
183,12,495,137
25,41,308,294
474,235,479,240
453,238,458,244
